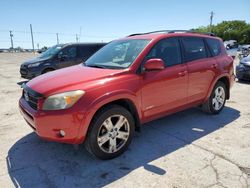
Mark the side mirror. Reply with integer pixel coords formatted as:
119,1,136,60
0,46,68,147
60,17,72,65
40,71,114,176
144,58,165,71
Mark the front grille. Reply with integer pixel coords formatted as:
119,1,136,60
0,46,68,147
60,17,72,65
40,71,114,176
20,70,27,77
243,73,250,80
22,86,43,110
20,68,27,73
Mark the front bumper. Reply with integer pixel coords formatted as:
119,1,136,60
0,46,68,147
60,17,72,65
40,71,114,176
19,98,86,144
20,66,40,79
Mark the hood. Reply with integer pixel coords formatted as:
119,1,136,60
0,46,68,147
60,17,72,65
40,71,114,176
27,65,126,95
241,57,250,66
22,56,51,65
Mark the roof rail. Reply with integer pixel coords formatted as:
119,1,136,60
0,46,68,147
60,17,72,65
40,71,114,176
128,30,170,37
128,30,216,37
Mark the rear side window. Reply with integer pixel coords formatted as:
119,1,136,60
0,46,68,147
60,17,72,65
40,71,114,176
146,38,182,66
206,38,221,56
78,45,102,61
182,37,207,62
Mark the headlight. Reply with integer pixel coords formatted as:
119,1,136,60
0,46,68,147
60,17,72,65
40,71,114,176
28,62,41,68
42,90,85,110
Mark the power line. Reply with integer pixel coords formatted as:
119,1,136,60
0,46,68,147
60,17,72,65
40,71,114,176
0,29,119,38
0,27,121,48
0,30,10,32
0,40,31,43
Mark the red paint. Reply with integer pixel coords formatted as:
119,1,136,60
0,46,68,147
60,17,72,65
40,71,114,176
144,58,165,71
19,32,235,144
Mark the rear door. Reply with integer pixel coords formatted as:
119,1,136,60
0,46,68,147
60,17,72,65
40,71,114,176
206,38,225,73
141,37,188,119
181,37,218,104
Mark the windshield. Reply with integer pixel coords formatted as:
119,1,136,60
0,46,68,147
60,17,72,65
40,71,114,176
39,45,63,58
85,39,150,69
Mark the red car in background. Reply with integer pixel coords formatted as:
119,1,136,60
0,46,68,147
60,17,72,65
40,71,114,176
19,30,235,159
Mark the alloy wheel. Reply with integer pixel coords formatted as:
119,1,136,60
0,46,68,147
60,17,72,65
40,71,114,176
212,86,225,111
97,115,130,153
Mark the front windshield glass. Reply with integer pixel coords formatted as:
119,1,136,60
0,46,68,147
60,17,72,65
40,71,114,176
85,39,150,69
39,45,63,58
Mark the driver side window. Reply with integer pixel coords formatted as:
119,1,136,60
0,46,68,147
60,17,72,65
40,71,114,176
146,38,182,67
59,46,77,59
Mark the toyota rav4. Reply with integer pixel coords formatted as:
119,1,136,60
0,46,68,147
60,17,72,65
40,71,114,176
19,30,235,159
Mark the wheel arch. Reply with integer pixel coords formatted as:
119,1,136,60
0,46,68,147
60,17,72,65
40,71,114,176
41,67,55,74
217,76,230,99
77,91,141,144
205,74,230,101
90,98,141,131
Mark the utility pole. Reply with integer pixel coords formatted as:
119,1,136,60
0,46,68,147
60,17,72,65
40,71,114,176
76,34,79,42
56,33,59,44
9,30,14,51
30,24,35,52
37,43,39,50
209,11,214,32
79,27,82,42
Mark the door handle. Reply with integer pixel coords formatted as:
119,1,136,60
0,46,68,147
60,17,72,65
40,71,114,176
178,71,187,77
211,63,218,68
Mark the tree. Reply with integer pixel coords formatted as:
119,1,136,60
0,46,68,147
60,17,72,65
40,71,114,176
192,20,250,44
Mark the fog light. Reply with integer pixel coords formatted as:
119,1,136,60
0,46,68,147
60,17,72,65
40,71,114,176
59,130,65,137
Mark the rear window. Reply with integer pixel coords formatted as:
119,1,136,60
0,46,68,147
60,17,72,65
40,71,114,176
182,37,207,62
206,38,221,56
78,45,103,61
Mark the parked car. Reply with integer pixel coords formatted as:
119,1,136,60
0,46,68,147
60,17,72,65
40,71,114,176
224,40,238,49
20,43,106,79
236,55,250,81
37,46,48,54
19,30,235,159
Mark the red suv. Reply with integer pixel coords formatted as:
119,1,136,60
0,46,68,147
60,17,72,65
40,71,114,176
19,30,235,159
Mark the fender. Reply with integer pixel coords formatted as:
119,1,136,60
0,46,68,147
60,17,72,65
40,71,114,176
204,73,230,102
76,89,141,143
42,60,56,69
41,66,56,73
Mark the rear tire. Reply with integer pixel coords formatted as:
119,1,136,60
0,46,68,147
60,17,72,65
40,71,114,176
85,105,135,160
202,81,226,114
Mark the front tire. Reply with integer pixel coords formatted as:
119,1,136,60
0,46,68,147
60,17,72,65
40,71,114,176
202,81,226,114
85,105,135,160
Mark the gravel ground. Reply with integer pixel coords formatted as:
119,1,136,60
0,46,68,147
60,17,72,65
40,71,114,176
0,52,249,188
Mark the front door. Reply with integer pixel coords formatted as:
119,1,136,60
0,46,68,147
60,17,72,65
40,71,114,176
56,46,78,69
141,37,188,120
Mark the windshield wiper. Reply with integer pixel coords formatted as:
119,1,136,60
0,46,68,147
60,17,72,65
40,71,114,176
85,64,106,69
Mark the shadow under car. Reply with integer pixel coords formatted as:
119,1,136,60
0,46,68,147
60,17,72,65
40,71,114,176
7,106,240,187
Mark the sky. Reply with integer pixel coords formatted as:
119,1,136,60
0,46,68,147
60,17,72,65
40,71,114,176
0,0,249,49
